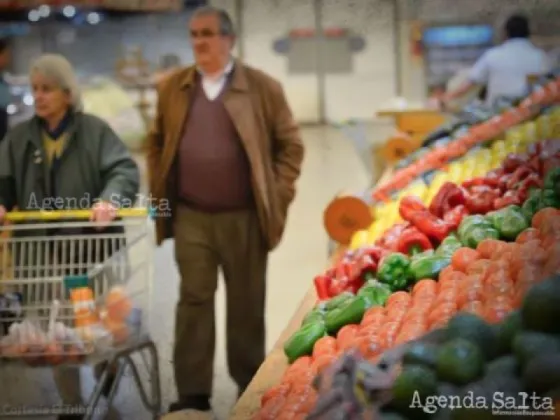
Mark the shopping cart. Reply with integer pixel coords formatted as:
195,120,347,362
0,209,161,419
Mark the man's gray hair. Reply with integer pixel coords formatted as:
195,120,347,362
29,53,83,111
190,5,236,36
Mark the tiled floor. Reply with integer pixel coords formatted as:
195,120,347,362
0,124,388,420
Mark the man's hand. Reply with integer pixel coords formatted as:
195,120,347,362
0,205,6,225
90,201,117,229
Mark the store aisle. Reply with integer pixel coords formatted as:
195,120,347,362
0,125,375,420
150,125,373,420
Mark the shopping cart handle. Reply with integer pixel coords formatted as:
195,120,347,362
4,207,150,222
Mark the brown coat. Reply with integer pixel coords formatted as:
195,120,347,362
146,60,304,251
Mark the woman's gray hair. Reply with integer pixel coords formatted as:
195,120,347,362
29,54,83,111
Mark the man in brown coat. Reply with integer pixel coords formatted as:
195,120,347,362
146,5,304,414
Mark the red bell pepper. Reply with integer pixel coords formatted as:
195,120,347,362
493,190,523,210
356,253,377,282
429,182,467,218
361,245,385,264
506,166,536,190
399,196,454,242
464,185,501,214
375,223,409,251
396,227,433,255
502,153,529,173
313,275,331,300
443,204,469,229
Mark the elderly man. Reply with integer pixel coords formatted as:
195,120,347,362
146,5,304,414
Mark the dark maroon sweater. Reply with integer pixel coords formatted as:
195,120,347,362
177,74,253,212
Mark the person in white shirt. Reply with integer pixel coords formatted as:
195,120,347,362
442,15,551,107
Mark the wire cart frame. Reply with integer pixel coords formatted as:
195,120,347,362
0,209,161,419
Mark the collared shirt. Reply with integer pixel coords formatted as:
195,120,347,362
197,60,234,100
469,39,551,106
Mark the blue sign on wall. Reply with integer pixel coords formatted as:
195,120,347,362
423,25,494,47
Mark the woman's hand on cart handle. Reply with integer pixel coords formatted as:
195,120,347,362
90,201,118,229
0,205,6,224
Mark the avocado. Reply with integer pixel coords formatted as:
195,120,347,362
513,331,560,367
496,311,523,355
378,412,409,420
436,338,485,385
402,342,440,369
445,313,498,360
391,364,438,412
521,276,560,334
523,352,560,394
485,355,520,378
450,382,494,420
432,383,461,420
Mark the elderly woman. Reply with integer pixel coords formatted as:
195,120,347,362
0,54,139,419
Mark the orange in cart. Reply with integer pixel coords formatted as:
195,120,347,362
70,287,99,328
105,286,132,322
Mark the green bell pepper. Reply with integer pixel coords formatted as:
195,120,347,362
284,320,326,363
544,168,560,196
411,249,435,263
377,252,412,290
409,255,451,281
487,205,529,241
324,291,354,311
457,215,493,240
301,307,326,327
458,216,499,248
358,280,392,306
436,235,463,258
521,188,560,221
324,295,369,334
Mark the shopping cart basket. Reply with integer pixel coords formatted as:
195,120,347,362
0,209,161,419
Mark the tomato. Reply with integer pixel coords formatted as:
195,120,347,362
515,263,544,285
433,289,457,307
384,308,407,325
484,301,513,323
458,274,484,290
357,334,384,360
513,285,531,308
516,227,541,244
461,300,485,317
477,239,509,259
357,323,381,339
541,233,560,251
377,321,401,349
336,324,359,351
439,271,464,290
361,306,385,326
386,291,412,309
452,248,481,272
485,260,512,279
261,383,291,407
427,302,457,326
394,327,426,346
412,279,438,299
311,353,336,374
312,336,337,358
456,287,483,308
282,356,312,384
438,266,462,283
532,207,560,230
258,395,287,419
466,259,492,276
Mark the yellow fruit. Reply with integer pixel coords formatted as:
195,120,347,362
350,230,368,250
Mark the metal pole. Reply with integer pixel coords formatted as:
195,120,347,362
234,0,244,60
393,0,403,97
313,0,326,124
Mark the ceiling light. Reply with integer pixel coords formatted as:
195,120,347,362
28,9,40,22
62,5,76,18
86,12,101,24
38,5,50,17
